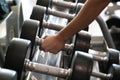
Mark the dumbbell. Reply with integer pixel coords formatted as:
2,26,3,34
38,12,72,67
20,20,91,60
37,0,80,11
90,48,120,72
30,5,82,21
4,38,120,80
0,67,17,80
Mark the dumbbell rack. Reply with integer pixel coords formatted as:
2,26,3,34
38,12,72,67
1,0,118,80
23,1,104,80
25,1,72,80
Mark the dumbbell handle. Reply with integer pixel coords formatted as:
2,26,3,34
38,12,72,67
52,0,76,9
35,37,74,51
92,71,112,79
91,49,120,63
35,36,109,57
93,55,108,62
47,7,75,19
25,59,112,79
25,59,71,78
42,20,63,31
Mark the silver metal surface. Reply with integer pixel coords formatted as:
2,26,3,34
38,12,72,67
92,71,112,79
93,55,108,62
48,8,75,19
25,59,71,78
42,20,63,31
52,0,76,9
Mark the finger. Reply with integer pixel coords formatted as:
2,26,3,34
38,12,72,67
39,46,49,52
49,48,61,54
43,35,48,39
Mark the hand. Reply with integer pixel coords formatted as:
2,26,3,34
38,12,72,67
40,34,65,54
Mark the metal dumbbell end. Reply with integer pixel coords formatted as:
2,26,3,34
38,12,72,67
0,68,17,80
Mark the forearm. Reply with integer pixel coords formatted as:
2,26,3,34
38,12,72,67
57,0,111,42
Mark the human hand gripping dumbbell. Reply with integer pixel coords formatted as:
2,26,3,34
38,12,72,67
4,38,120,80
30,5,114,48
20,19,119,72
20,20,91,60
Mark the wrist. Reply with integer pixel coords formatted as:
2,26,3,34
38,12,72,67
55,33,67,43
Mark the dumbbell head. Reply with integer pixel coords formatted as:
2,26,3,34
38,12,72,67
107,48,119,66
109,64,120,80
98,48,120,73
0,68,17,80
30,5,45,23
20,20,39,60
30,5,46,36
4,38,31,80
73,30,91,52
36,0,51,8
70,51,93,80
